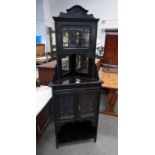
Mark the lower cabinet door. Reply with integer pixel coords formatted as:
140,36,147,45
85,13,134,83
54,92,77,120
78,90,100,118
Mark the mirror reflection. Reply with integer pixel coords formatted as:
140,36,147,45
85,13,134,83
61,56,70,75
76,55,89,74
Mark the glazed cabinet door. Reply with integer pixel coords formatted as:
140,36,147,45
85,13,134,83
54,92,77,120
78,90,100,118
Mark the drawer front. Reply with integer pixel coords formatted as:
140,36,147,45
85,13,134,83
78,90,100,118
54,92,77,120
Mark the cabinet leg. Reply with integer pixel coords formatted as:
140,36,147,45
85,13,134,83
55,134,58,149
56,143,58,149
94,137,97,142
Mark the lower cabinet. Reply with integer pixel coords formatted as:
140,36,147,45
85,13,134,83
53,89,100,148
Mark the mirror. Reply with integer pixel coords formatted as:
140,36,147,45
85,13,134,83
76,55,89,74
61,56,70,75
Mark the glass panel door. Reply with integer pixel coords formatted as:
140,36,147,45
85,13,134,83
62,27,90,49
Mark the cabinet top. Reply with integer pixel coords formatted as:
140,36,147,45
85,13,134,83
53,5,99,21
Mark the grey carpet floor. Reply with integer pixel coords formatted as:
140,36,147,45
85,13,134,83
36,114,118,155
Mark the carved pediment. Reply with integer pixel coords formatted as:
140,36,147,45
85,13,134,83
66,5,88,14
59,5,95,19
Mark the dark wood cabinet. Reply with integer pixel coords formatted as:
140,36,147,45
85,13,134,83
50,5,102,148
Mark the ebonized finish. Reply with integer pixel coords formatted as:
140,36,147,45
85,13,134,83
50,5,102,148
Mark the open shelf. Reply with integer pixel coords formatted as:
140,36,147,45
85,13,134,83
57,120,96,144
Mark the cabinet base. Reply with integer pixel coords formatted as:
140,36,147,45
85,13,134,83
56,120,97,148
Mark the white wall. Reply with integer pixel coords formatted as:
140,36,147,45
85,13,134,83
43,0,53,52
36,0,46,44
36,0,53,51
43,0,53,27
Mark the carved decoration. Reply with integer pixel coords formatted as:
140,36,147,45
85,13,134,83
59,5,95,19
57,96,75,119
80,95,95,116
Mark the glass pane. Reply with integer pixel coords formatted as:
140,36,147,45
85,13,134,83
62,27,90,48
76,55,89,74
63,29,69,47
61,56,70,75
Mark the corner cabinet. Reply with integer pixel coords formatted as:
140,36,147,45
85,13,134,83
50,5,102,148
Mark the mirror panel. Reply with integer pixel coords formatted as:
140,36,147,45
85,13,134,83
76,55,89,74
61,56,70,75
